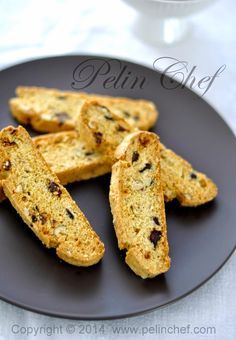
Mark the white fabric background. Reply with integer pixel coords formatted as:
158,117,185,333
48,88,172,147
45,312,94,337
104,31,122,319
0,0,235,339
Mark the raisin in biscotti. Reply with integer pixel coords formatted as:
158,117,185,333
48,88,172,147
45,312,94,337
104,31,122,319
0,126,105,266
109,131,171,279
0,181,5,202
9,86,158,132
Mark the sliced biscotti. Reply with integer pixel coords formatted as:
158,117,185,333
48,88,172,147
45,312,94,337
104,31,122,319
9,86,158,132
0,126,105,266
89,94,157,130
33,130,112,185
77,101,136,159
109,131,171,279
10,87,88,132
160,143,218,206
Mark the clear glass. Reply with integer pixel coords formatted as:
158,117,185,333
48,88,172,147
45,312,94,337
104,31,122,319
134,15,189,45
123,0,217,45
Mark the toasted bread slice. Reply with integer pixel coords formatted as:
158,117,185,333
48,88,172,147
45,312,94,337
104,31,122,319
109,131,171,278
9,86,158,132
0,126,105,266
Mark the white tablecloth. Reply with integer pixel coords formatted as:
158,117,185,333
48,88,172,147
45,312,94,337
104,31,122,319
0,0,235,339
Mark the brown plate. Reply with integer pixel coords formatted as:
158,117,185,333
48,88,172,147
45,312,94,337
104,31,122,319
0,55,235,319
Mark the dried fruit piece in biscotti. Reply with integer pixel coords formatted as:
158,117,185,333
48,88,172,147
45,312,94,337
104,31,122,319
9,86,158,132
0,126,105,266
0,181,5,202
159,143,218,206
109,131,171,279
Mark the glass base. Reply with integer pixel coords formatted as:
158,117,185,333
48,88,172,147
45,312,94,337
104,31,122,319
134,15,189,45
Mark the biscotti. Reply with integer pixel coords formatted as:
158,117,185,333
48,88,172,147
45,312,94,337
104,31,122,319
34,130,112,185
9,86,158,132
160,143,218,206
10,87,86,132
109,131,171,278
0,126,105,266
77,101,136,159
90,94,157,131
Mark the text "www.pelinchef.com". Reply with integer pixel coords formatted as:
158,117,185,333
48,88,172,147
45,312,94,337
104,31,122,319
10,323,216,337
